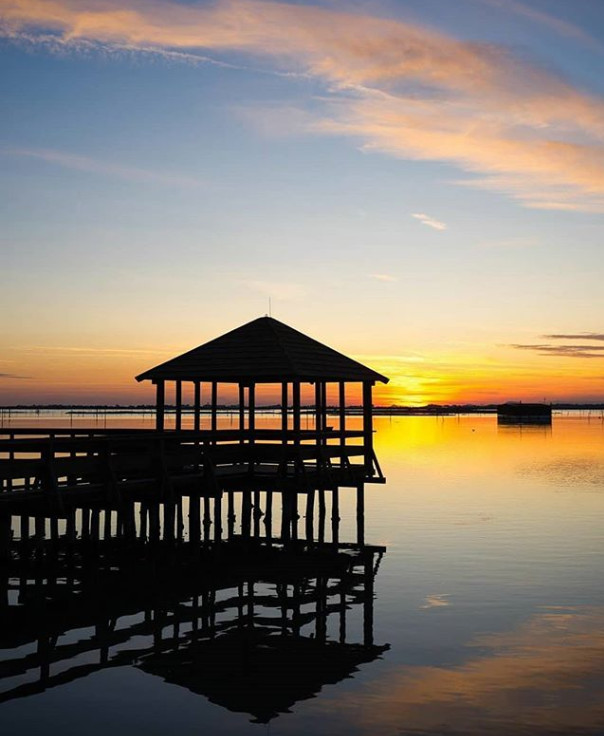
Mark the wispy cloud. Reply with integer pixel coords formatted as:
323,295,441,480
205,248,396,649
412,212,447,231
370,273,397,282
511,332,604,358
511,344,604,359
16,345,169,356
3,0,604,210
0,372,32,379
3,146,204,187
544,333,604,342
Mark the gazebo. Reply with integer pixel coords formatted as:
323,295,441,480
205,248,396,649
136,316,388,477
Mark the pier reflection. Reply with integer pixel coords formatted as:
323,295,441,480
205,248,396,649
0,487,387,723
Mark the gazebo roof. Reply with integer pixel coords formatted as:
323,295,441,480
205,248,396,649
135,316,388,384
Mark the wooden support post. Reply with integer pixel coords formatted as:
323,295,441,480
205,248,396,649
34,515,45,541
314,381,322,436
305,489,315,543
175,499,185,541
90,509,100,542
253,490,261,537
321,381,328,443
292,382,301,446
362,381,374,475
81,508,90,540
214,494,222,542
203,496,212,540
318,489,326,544
238,384,245,443
265,491,273,543
194,381,201,432
164,501,175,542
103,509,112,540
227,491,235,538
123,503,136,540
175,380,182,431
241,492,252,539
189,493,201,542
331,487,340,545
139,502,148,541
65,509,76,544
248,384,256,474
356,484,365,546
248,383,255,437
339,381,346,471
149,503,160,543
280,491,291,542
7,433,14,493
281,382,288,441
211,382,218,434
291,492,298,541
155,380,165,432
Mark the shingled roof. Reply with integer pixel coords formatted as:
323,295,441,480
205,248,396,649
135,316,388,384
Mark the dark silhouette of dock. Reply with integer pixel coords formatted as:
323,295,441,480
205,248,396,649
0,318,390,721
0,317,388,560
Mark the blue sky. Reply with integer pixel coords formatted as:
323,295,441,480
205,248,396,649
2,0,604,404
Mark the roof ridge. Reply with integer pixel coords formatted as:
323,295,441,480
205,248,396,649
263,317,299,378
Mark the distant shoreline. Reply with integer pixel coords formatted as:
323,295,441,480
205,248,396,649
2,403,604,416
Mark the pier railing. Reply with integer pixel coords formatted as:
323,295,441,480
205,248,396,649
0,428,384,506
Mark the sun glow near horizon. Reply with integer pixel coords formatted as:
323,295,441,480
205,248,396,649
1,337,603,406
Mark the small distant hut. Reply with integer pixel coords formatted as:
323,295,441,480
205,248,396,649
136,316,388,475
497,402,552,425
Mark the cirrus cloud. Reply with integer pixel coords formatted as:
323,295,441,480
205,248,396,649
3,0,604,211
412,212,447,231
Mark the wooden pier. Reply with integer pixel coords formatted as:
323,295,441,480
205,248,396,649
0,425,383,556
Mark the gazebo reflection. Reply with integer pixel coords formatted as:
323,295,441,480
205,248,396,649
0,510,387,721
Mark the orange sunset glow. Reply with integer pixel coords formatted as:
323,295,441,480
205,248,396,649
2,0,604,406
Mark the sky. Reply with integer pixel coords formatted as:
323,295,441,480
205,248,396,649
2,0,604,406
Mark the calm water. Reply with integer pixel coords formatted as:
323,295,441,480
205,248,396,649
1,411,603,735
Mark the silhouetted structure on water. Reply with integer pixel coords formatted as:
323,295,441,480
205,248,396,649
0,318,388,555
497,402,552,425
0,318,390,721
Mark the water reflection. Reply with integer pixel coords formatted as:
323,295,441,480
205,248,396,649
2,413,604,734
346,606,604,736
0,532,387,723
